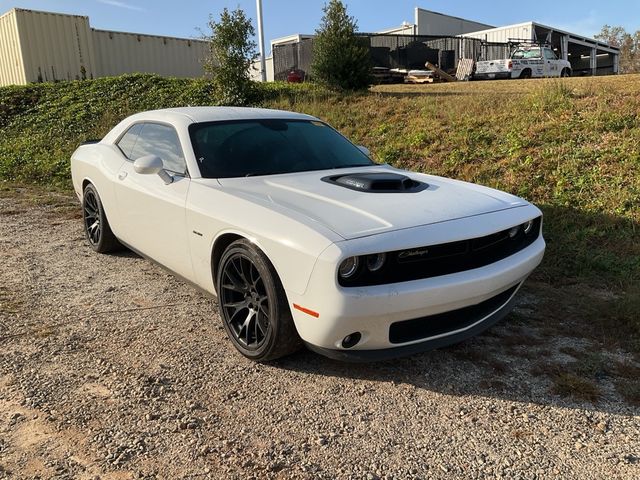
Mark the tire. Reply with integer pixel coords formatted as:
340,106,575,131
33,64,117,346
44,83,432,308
561,68,571,78
216,239,301,361
82,183,121,253
519,69,532,79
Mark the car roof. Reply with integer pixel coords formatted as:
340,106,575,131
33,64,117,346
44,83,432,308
128,107,318,124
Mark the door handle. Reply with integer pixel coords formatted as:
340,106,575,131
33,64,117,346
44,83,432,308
118,171,127,181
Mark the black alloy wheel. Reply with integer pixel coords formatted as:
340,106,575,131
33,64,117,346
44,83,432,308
217,239,301,361
82,184,120,253
220,253,270,349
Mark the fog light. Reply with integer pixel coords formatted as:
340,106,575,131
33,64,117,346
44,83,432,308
508,226,520,238
341,332,362,349
339,257,359,278
366,253,386,272
523,219,534,234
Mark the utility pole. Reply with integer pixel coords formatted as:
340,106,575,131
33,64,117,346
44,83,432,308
256,0,266,82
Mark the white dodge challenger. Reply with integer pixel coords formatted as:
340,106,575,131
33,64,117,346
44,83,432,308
71,107,545,361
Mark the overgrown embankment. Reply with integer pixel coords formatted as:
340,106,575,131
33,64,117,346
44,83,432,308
0,73,638,300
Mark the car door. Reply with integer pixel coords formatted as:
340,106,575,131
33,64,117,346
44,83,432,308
543,48,560,77
113,122,193,280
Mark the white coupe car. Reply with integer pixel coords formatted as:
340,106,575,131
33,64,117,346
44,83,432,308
71,107,545,361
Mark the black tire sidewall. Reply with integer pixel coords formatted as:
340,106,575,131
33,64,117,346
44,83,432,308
83,184,105,252
216,240,288,361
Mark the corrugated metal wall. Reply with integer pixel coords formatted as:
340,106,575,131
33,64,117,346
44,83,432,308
464,24,535,44
415,9,493,36
0,10,26,85
93,30,208,78
14,9,97,83
0,8,209,86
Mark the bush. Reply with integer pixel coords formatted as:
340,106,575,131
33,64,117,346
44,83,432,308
203,8,257,106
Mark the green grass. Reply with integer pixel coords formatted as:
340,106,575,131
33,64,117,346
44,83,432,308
0,73,638,360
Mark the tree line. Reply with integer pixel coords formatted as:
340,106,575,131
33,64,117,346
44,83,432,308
595,25,640,73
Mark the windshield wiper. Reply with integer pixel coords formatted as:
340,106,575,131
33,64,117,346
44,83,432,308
245,171,282,177
332,163,376,169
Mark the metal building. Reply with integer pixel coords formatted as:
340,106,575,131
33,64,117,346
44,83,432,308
464,22,619,75
0,8,209,86
413,8,493,36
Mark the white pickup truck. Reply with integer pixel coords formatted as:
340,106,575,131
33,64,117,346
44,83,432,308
474,45,572,80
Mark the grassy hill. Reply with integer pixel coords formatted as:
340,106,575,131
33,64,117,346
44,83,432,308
1,74,639,400
0,73,638,299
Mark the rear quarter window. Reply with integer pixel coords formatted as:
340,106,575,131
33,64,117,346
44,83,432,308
116,123,143,159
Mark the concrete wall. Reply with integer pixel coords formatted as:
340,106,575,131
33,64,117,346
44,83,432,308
0,9,26,85
415,9,493,36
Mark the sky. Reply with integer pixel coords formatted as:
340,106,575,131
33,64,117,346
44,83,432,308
1,0,638,54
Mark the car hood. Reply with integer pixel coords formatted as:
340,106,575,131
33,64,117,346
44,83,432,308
217,165,528,240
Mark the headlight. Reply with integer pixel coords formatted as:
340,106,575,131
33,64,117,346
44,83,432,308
366,253,386,272
339,257,360,278
523,219,534,234
508,226,520,238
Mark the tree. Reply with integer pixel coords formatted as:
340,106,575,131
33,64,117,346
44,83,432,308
594,25,640,74
311,0,371,90
203,8,257,105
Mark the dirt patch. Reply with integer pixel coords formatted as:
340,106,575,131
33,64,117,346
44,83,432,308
1,189,639,479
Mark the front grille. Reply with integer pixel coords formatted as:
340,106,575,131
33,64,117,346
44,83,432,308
388,285,518,344
339,216,541,287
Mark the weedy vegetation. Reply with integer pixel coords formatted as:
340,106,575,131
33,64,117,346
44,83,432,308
0,73,638,402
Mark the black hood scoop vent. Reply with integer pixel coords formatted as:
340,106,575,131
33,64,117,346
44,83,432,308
322,172,428,193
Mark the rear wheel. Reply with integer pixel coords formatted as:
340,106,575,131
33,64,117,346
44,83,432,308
561,68,571,77
82,184,121,253
519,69,532,79
216,239,301,361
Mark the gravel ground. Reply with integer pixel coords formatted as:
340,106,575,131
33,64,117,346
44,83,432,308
0,188,638,479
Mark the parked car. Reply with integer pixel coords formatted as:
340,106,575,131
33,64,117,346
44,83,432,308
71,107,545,361
475,44,572,80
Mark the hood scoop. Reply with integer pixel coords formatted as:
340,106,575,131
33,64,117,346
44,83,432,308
322,172,428,193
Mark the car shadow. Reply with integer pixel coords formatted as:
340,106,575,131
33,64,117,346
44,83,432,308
273,205,639,416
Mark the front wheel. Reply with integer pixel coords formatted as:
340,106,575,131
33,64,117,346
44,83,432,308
216,239,301,361
82,184,121,253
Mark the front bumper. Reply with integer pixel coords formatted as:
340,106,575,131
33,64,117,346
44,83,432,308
286,206,545,359
304,281,521,361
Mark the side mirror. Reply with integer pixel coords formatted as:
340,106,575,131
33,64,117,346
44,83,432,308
357,145,371,157
133,155,173,184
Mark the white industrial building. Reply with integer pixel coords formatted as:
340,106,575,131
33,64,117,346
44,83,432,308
0,8,209,87
258,7,619,80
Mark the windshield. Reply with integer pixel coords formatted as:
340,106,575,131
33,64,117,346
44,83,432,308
189,119,374,178
512,47,541,59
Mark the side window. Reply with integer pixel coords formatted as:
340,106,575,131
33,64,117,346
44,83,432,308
116,123,143,159
544,48,557,60
131,123,186,174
